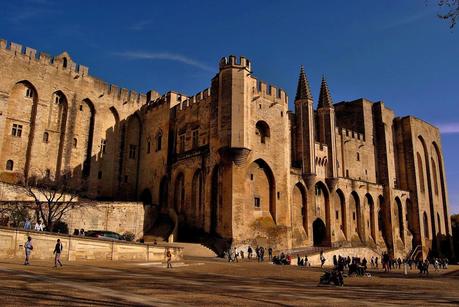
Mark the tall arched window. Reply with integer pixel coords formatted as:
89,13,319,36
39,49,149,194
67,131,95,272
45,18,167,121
6,160,14,171
255,121,270,144
73,138,78,148
156,131,162,151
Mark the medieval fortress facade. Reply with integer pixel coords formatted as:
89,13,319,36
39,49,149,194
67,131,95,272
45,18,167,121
0,39,453,258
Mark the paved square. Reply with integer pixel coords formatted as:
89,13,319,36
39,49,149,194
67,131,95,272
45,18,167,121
0,259,458,306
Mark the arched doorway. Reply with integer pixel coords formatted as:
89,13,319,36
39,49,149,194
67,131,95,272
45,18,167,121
313,218,326,246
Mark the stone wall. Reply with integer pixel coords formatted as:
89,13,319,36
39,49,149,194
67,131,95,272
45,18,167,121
64,201,145,239
0,227,183,262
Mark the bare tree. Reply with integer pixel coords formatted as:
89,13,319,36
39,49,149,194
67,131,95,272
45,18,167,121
20,172,85,232
438,0,459,28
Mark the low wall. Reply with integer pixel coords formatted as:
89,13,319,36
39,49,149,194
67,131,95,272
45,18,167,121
0,227,183,262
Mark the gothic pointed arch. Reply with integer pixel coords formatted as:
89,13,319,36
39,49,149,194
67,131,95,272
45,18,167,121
247,158,276,222
314,181,330,244
2,80,40,180
292,182,308,235
432,141,449,236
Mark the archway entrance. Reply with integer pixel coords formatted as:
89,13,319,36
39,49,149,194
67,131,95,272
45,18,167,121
313,218,326,246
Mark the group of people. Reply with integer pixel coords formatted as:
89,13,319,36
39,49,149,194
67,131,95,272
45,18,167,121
225,245,274,263
23,236,63,267
23,218,45,232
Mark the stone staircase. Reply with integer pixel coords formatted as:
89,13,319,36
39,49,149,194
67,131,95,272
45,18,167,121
171,242,217,258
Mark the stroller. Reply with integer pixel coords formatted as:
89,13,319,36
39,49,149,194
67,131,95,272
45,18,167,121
319,268,344,286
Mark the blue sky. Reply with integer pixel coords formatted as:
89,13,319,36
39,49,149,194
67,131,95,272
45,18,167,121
1,0,458,213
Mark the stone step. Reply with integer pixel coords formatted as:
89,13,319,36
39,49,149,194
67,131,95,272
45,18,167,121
172,242,217,258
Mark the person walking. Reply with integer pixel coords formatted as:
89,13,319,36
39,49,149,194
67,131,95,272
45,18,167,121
248,246,253,260
166,249,172,268
268,247,273,261
53,239,63,267
24,236,33,265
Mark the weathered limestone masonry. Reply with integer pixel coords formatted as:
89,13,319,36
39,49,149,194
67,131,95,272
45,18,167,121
0,227,183,262
0,40,453,259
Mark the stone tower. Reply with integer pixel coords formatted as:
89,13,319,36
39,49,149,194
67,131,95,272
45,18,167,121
294,66,316,186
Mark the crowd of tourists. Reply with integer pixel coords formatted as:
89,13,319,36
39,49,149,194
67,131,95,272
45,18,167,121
224,245,451,278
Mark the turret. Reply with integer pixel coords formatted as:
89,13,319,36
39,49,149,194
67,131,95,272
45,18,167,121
294,66,316,182
317,76,337,179
215,55,252,165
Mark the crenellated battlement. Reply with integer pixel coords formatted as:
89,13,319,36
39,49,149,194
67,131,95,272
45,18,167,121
219,55,251,72
252,78,288,104
336,127,365,142
0,39,89,76
0,38,159,108
176,88,211,113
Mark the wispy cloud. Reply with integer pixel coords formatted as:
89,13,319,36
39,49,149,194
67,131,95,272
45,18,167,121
436,122,459,134
128,20,152,31
380,11,432,31
3,0,60,24
113,51,214,72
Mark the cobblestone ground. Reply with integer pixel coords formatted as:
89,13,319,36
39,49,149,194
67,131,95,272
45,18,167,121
0,258,458,306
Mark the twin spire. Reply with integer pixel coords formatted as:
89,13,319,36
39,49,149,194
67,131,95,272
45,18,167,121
295,65,313,101
295,66,333,108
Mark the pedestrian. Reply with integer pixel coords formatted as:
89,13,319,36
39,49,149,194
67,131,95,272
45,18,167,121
80,229,85,236
248,246,253,260
268,247,273,261
53,239,63,267
166,249,172,268
23,218,31,230
24,236,33,265
233,247,239,263
240,250,244,259
260,246,265,262
320,250,326,268
375,257,379,269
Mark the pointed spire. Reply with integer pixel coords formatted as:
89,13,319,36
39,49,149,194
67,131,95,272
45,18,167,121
318,75,333,108
295,65,313,101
